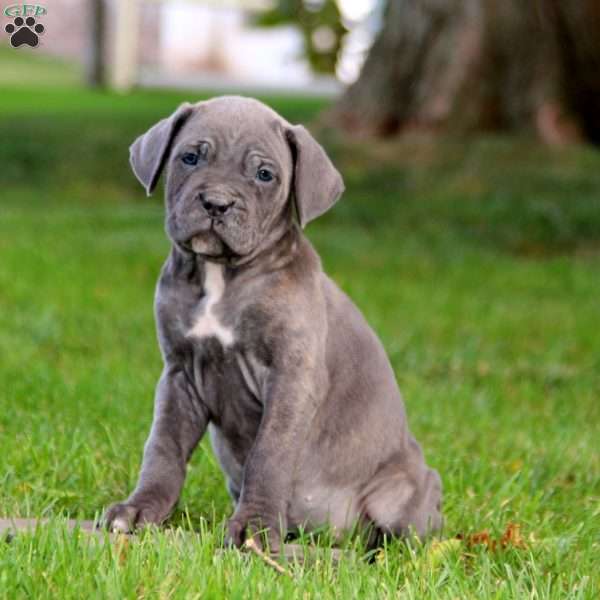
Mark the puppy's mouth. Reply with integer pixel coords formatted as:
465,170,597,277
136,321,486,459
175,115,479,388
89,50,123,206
190,234,224,256
183,223,223,255
172,201,252,259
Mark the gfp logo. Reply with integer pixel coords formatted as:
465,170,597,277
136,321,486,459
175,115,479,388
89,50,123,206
4,3,46,17
3,4,46,47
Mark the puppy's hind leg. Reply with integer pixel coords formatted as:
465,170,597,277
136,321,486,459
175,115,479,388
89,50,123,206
360,455,442,543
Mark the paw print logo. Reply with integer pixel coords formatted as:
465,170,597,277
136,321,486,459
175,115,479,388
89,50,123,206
5,16,45,48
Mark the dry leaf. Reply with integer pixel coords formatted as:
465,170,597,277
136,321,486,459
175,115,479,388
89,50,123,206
500,522,527,549
466,530,496,551
458,522,527,552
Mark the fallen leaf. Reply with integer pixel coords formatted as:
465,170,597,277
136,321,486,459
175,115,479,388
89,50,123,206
458,522,527,552
465,530,496,551
500,522,527,549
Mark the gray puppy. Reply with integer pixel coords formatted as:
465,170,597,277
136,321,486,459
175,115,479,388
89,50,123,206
103,96,442,550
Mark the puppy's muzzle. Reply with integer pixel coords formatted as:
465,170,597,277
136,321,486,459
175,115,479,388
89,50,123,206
199,193,235,219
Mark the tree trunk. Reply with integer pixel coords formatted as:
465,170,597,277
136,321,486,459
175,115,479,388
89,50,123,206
85,0,106,88
333,0,600,144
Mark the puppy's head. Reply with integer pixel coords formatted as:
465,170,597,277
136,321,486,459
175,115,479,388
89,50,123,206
129,96,344,261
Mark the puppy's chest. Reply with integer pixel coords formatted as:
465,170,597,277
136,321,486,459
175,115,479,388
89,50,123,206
186,262,235,348
161,263,268,409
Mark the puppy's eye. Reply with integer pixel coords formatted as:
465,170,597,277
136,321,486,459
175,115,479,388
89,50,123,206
256,168,274,182
182,152,199,166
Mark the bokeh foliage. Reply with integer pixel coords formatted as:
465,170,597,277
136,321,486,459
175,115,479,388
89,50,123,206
254,0,347,74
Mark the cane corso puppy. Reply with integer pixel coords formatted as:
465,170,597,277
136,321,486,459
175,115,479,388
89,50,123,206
103,96,442,551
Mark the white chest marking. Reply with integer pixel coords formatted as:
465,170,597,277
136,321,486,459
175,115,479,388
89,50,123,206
188,262,234,347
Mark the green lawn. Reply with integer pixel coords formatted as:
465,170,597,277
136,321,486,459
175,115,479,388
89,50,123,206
1,69,599,597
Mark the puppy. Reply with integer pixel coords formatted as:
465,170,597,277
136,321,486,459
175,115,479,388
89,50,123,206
104,96,442,551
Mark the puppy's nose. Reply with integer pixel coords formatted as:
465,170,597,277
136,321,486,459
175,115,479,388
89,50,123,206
199,194,235,218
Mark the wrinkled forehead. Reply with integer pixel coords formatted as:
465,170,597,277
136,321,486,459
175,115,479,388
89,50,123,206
177,97,292,167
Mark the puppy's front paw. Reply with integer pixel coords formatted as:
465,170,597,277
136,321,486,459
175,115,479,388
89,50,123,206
226,508,282,554
102,499,167,533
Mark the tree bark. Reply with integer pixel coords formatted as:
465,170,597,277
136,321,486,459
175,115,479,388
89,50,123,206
85,0,106,88
333,0,600,144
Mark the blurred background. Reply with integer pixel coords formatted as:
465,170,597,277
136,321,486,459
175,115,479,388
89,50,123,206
1,0,380,92
4,0,600,141
0,1,599,595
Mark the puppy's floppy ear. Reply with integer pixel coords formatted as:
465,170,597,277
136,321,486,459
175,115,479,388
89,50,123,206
286,124,344,227
129,102,194,196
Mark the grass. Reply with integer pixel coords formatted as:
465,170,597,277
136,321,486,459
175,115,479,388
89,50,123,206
0,54,599,598
0,45,81,87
